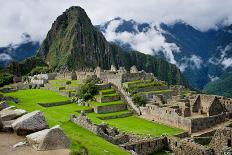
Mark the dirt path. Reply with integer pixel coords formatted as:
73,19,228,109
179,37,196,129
0,132,69,155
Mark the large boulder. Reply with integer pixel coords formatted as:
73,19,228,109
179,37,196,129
12,110,48,135
0,108,26,121
26,125,70,151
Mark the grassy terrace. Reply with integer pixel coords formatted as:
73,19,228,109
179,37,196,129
138,89,173,95
89,100,124,106
86,114,184,137
49,80,79,87
3,89,183,154
4,89,129,155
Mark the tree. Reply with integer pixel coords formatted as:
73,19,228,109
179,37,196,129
132,94,146,106
76,77,99,101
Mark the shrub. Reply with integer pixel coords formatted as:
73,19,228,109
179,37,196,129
29,66,50,75
76,77,99,101
132,94,146,106
0,71,13,87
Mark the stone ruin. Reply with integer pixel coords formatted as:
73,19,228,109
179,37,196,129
70,111,167,155
141,94,232,133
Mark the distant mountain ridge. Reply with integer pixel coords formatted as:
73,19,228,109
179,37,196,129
0,35,39,67
97,17,232,97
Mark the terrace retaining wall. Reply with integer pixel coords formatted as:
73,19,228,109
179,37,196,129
120,137,167,155
93,104,127,114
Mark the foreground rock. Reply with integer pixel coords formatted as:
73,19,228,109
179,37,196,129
0,108,26,121
26,125,70,151
0,101,9,111
12,110,48,135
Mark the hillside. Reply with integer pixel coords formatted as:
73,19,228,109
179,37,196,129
98,18,232,97
37,6,187,86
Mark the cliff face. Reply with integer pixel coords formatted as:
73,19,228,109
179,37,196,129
37,6,187,86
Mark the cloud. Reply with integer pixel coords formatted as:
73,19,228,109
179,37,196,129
177,55,203,72
208,75,219,82
209,44,232,69
103,19,180,64
0,53,12,61
0,0,77,47
1,0,232,47
222,58,232,68
79,0,232,31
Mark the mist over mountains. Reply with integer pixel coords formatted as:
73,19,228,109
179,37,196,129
1,14,232,97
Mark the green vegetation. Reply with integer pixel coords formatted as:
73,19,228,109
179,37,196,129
87,114,183,137
7,56,48,76
77,77,99,101
203,72,232,98
29,66,50,75
132,94,146,106
139,89,173,95
4,89,130,155
0,70,13,87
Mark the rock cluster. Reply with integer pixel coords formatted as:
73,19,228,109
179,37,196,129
0,99,70,151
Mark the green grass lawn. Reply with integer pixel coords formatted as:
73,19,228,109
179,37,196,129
87,114,184,137
4,89,130,155
3,89,183,154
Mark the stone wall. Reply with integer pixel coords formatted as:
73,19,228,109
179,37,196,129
120,137,167,155
95,95,120,103
167,137,214,155
70,113,130,145
93,104,127,114
38,100,72,107
209,127,232,154
141,104,192,131
190,113,230,133
142,104,232,133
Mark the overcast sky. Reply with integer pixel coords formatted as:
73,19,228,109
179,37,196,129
0,0,232,47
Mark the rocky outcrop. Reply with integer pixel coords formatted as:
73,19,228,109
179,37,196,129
12,110,48,135
26,125,70,151
0,108,26,121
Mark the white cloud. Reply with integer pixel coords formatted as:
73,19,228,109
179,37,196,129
177,55,203,71
0,53,12,61
222,58,232,68
79,0,232,31
209,44,232,68
103,19,180,64
208,75,219,82
1,0,232,47
189,55,203,69
0,0,77,47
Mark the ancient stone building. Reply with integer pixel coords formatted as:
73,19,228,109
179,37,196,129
141,94,231,133
209,127,232,154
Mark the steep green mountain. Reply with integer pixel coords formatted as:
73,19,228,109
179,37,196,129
203,72,232,98
37,6,187,86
